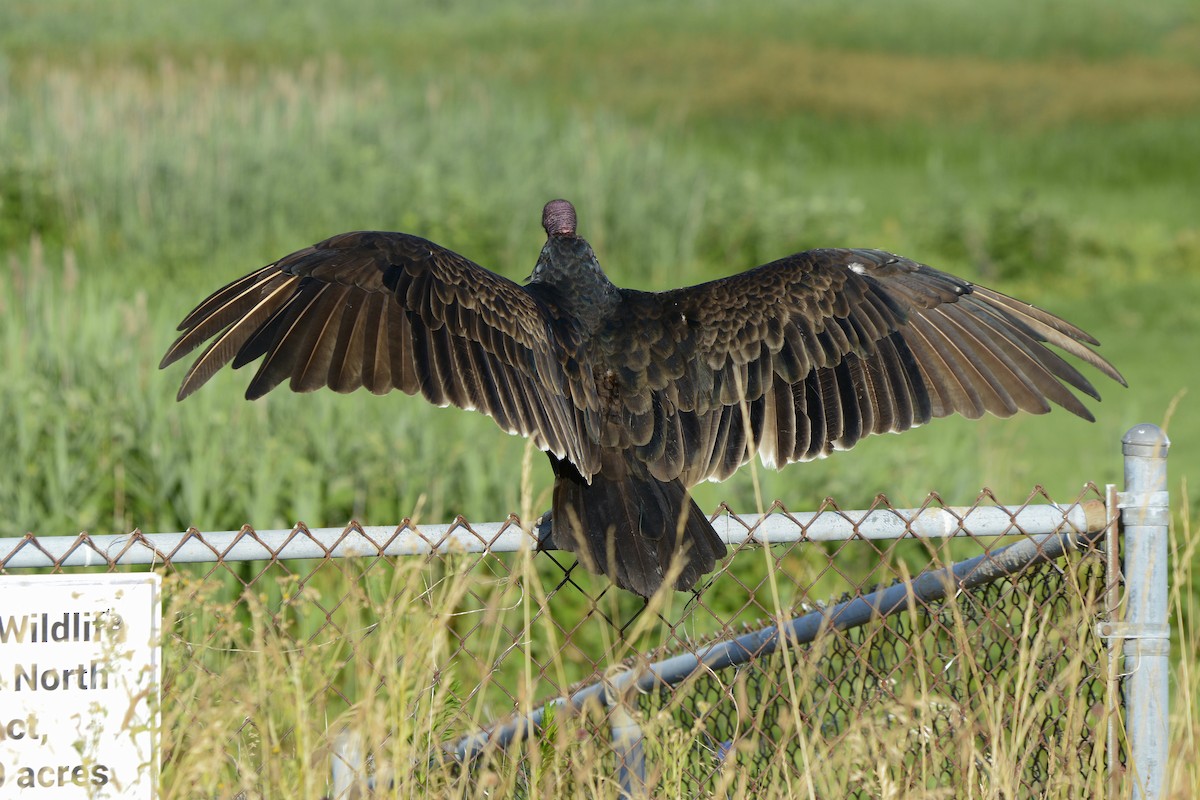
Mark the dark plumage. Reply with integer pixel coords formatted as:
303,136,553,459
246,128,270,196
161,199,1125,597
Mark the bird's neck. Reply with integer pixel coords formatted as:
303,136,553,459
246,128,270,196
529,237,621,329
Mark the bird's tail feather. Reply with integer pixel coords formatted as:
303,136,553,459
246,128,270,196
549,452,727,597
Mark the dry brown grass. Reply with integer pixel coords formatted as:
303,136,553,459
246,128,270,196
535,38,1200,128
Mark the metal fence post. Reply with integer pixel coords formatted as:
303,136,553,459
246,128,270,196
610,701,647,799
1120,423,1171,799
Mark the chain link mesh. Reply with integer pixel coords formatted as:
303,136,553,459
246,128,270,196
0,485,1118,797
626,555,1109,797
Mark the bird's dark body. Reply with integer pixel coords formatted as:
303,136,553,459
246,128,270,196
162,199,1124,597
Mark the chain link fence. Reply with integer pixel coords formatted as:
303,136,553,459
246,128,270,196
0,426,1171,799
440,507,1113,799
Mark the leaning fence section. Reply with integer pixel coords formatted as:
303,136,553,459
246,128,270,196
440,521,1112,799
0,424,1171,799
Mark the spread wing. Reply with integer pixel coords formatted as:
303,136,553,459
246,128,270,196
160,231,599,473
597,248,1126,485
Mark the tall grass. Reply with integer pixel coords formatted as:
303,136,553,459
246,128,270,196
1,56,1190,537
150,498,1199,798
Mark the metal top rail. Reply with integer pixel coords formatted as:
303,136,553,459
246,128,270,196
1,499,1106,570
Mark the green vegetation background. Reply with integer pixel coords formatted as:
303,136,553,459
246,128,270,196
2,0,1194,537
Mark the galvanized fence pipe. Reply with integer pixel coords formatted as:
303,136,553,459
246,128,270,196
1119,424,1171,800
1,502,1104,569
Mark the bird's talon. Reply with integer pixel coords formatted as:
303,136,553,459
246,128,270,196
536,511,559,551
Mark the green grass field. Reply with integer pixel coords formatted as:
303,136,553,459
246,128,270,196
2,0,1198,795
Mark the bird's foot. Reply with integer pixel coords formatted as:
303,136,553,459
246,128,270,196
535,511,560,551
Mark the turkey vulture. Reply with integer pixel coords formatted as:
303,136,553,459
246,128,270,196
161,199,1125,597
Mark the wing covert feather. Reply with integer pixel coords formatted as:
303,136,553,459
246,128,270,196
162,231,598,474
601,248,1122,485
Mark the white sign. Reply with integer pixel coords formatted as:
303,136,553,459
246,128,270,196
0,574,161,798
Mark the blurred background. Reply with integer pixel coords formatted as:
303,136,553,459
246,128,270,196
1,0,1196,538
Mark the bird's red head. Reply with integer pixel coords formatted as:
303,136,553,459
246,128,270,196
542,199,577,238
